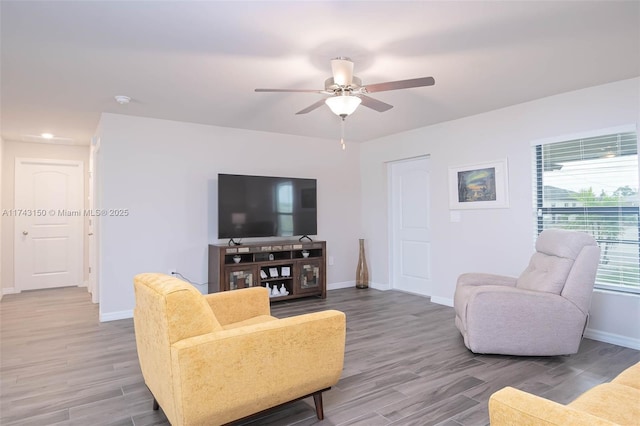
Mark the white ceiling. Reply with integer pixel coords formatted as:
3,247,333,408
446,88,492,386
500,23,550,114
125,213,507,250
1,1,639,145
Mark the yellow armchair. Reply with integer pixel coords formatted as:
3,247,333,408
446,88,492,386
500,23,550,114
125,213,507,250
489,361,640,425
133,273,346,425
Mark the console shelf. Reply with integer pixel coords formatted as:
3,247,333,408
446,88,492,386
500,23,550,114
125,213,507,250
208,240,326,301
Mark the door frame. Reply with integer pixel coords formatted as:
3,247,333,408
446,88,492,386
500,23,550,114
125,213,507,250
14,157,85,292
387,155,431,293
88,137,100,304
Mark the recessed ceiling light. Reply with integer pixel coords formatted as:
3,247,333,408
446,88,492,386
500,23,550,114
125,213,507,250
22,134,75,144
114,95,131,105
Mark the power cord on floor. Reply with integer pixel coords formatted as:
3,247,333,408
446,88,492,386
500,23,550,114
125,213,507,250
171,271,207,286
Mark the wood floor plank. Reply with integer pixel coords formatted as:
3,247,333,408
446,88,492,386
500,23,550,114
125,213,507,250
2,286,639,425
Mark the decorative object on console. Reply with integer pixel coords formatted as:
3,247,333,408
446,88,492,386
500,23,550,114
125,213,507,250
302,250,310,258
233,255,241,263
356,238,369,289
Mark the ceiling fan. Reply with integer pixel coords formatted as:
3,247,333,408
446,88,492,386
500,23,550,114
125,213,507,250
255,57,435,118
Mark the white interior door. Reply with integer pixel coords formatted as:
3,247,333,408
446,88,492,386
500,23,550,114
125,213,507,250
15,158,84,291
389,156,432,295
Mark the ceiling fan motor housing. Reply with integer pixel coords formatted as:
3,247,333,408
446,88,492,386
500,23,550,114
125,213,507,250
324,76,363,94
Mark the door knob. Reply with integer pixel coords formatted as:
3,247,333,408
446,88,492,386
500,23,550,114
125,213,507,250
88,233,94,236
22,230,28,235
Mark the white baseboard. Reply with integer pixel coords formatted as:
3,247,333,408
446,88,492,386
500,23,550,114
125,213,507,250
327,281,355,290
370,282,391,291
2,287,18,296
584,328,640,350
327,281,390,291
100,309,133,322
430,296,454,307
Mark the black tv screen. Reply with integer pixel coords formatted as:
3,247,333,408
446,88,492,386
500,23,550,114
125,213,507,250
218,174,317,239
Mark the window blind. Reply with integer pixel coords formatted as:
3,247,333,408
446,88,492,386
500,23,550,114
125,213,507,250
532,130,639,293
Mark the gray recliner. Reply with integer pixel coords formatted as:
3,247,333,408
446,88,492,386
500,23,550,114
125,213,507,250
454,229,600,356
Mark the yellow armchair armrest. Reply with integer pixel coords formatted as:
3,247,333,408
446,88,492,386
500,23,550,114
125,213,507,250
170,309,346,425
489,387,617,426
204,286,271,326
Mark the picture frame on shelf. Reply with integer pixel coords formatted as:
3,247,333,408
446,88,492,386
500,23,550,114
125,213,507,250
281,266,290,277
260,270,268,279
448,158,509,209
269,267,279,278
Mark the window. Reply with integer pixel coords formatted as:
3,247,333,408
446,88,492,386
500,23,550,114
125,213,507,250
276,182,294,236
532,128,639,294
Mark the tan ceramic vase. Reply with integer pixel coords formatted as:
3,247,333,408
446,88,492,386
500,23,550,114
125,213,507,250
356,238,369,289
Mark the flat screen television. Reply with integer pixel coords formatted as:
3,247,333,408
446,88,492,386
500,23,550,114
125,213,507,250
217,173,317,239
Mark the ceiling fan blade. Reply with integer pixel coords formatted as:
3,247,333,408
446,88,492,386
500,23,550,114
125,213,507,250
359,95,393,112
255,88,324,93
331,57,354,86
295,98,327,115
364,76,435,93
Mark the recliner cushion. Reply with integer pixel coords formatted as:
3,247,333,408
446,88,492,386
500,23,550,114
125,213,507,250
516,252,573,294
536,228,597,259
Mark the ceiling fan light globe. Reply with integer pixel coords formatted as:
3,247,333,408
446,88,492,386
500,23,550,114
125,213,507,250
325,95,361,117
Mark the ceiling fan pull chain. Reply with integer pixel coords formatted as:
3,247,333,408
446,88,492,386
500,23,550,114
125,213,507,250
340,117,346,150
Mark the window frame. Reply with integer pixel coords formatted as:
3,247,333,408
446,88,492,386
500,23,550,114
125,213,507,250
532,125,639,295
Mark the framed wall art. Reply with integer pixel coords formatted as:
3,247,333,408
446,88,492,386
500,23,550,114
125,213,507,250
448,159,509,209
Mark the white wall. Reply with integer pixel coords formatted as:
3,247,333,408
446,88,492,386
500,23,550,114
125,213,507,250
1,141,90,294
96,114,362,320
360,77,640,349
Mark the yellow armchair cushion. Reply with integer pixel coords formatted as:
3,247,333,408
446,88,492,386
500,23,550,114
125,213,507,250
489,387,617,426
568,383,640,425
489,362,640,426
222,314,277,330
611,362,640,390
170,309,346,425
204,286,271,326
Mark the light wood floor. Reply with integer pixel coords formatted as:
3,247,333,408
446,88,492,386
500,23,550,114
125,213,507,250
1,286,639,426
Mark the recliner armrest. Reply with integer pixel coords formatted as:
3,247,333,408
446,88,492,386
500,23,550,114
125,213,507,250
489,387,617,426
204,287,271,326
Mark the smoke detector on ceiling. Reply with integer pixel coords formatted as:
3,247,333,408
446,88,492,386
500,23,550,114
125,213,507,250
114,95,131,105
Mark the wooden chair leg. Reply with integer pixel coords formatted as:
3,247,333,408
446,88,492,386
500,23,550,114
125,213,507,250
312,391,324,420
152,397,159,411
